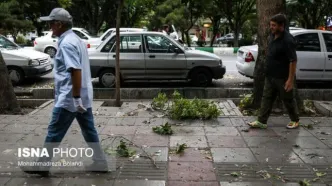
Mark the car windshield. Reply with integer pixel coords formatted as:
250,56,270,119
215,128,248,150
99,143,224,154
81,28,98,38
0,35,19,50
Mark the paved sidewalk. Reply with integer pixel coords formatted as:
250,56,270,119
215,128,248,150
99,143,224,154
0,100,331,186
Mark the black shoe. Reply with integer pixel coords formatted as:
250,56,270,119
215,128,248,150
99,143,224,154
85,161,109,173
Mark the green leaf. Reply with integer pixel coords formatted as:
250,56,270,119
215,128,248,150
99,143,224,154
316,172,326,177
176,143,187,154
230,172,239,177
299,179,311,186
152,122,173,135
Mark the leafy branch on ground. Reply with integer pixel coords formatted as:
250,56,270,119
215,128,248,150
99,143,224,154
102,136,159,169
116,140,136,157
151,91,221,120
299,179,311,186
238,93,258,116
152,122,173,135
176,143,187,154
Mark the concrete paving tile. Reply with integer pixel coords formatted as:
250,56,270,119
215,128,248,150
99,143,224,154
114,180,165,186
170,136,208,148
230,118,246,127
205,126,240,136
0,124,39,134
320,138,332,148
106,117,123,126
207,136,247,148
168,181,219,186
293,148,332,164
219,182,322,186
60,178,113,186
168,161,216,181
306,126,332,138
220,182,271,186
169,148,212,162
34,125,49,134
0,115,19,124
135,117,157,126
204,119,221,126
310,117,332,127
172,126,205,136
121,117,136,126
251,148,304,164
5,178,62,186
140,147,168,162
271,127,313,137
267,117,290,127
95,117,112,126
101,126,137,135
0,133,25,143
0,178,10,185
133,135,169,147
238,127,279,137
136,126,160,136
244,137,293,148
211,148,257,163
286,137,329,149
17,133,45,146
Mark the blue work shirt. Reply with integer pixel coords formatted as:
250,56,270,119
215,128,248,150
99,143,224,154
53,29,93,112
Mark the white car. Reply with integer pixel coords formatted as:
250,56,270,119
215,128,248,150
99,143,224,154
99,28,146,42
34,28,99,58
0,35,53,85
236,29,332,81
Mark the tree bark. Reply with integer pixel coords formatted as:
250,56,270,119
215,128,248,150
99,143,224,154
252,0,285,108
185,31,191,47
0,51,21,114
115,0,124,107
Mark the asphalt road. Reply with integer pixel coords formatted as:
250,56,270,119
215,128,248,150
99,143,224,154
15,54,332,89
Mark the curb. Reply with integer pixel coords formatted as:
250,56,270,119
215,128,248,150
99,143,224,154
17,88,332,100
192,47,239,55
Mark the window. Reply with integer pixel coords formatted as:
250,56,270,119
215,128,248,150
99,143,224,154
111,36,142,53
0,36,18,49
145,35,176,53
323,33,332,52
101,37,116,52
295,33,321,52
102,30,113,41
73,30,88,39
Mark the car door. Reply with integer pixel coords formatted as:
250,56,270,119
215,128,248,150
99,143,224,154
143,34,187,80
294,32,325,80
109,34,146,80
322,32,332,80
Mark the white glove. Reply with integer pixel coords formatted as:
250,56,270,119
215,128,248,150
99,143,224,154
73,98,87,113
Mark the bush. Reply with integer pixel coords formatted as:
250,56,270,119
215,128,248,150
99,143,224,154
15,35,26,45
151,91,221,120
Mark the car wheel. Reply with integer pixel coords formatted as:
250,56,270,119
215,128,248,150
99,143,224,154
99,69,116,88
8,67,24,85
45,47,57,58
190,68,212,87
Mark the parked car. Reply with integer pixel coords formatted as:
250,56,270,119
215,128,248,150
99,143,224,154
236,29,332,81
99,28,146,42
88,32,226,87
0,35,53,85
217,33,243,44
34,28,99,58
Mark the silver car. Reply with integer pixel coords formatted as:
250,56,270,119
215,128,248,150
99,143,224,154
89,32,226,87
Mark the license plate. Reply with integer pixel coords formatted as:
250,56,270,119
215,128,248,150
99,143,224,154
45,65,52,71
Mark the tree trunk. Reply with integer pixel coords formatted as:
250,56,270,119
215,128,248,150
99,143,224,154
0,51,21,114
252,0,285,108
115,0,124,107
233,27,240,47
185,31,191,47
210,34,217,47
